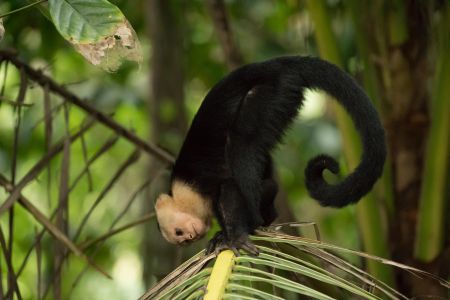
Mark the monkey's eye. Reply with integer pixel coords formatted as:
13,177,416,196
175,228,183,236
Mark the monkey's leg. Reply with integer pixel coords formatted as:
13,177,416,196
260,178,278,226
259,156,278,226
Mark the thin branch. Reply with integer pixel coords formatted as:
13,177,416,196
0,227,22,300
69,179,152,294
11,135,123,281
35,228,42,300
110,179,152,229
0,95,33,107
13,229,47,281
80,132,93,191
43,83,53,207
69,135,119,192
11,67,27,184
0,59,9,97
73,149,141,241
0,181,71,257
54,104,71,300
206,0,243,70
31,99,61,130
0,38,176,299
0,0,48,19
0,248,3,300
0,50,174,164
79,213,155,250
0,174,112,280
0,118,95,216
14,200,69,280
59,103,71,231
10,139,119,282
7,66,27,299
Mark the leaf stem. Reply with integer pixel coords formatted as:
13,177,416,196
204,250,236,300
0,0,48,19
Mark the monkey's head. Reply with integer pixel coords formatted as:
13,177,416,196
155,181,212,245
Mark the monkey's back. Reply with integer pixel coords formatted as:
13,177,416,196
172,57,306,198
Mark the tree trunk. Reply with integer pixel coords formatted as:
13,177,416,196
142,0,188,287
378,1,449,296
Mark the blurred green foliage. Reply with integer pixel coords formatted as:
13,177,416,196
0,0,386,298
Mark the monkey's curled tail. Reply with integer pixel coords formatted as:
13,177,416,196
298,57,386,207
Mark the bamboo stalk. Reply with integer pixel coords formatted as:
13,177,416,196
387,0,408,46
305,0,394,285
414,16,450,261
347,0,395,215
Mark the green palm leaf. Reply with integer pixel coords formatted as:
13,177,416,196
141,228,449,300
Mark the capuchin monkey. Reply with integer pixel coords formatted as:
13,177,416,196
155,56,386,255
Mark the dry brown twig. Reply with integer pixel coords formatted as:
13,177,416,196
0,50,171,298
0,119,96,215
0,49,174,164
0,227,22,300
0,174,112,279
73,149,141,241
206,0,243,70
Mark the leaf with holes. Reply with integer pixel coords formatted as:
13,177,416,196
48,0,142,71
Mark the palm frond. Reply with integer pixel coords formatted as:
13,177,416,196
142,228,449,300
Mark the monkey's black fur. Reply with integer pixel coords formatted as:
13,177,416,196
171,56,386,250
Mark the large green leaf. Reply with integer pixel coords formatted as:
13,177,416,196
48,0,142,71
48,0,123,43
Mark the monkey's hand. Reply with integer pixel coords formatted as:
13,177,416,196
206,231,259,256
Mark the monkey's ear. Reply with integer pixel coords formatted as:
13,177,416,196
155,193,173,210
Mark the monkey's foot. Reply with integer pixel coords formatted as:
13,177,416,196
206,231,259,256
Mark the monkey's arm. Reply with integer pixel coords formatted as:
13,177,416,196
207,178,260,255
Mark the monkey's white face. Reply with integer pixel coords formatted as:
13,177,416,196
155,194,210,245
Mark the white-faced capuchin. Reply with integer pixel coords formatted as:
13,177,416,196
155,56,386,255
